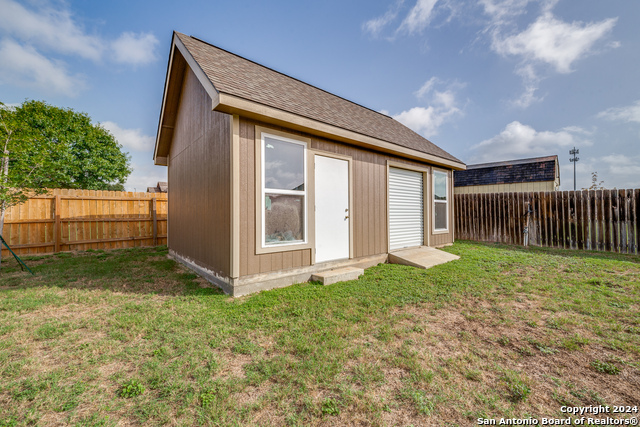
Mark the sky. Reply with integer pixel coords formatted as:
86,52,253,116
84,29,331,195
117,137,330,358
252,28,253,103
1,0,639,191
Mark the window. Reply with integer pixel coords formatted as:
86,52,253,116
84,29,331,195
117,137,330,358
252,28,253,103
433,170,448,232
261,133,307,247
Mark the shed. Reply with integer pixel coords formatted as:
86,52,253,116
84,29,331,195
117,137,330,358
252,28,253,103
454,155,560,195
153,32,466,296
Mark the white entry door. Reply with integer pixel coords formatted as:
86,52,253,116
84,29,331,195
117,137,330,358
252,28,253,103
315,155,350,263
389,167,424,250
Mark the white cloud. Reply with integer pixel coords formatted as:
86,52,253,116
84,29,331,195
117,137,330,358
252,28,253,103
471,121,590,163
479,0,619,108
511,84,540,109
398,0,439,34
479,0,533,24
597,101,640,124
493,13,617,74
362,1,404,37
0,0,103,60
391,77,463,137
415,76,438,98
362,0,441,38
559,160,594,190
561,125,593,135
101,121,155,152
393,106,452,136
0,0,160,95
509,64,543,108
598,154,640,188
111,32,159,65
558,153,640,190
602,154,640,176
0,38,83,96
124,161,167,193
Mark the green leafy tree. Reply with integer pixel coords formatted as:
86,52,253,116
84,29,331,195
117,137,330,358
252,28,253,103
0,100,131,262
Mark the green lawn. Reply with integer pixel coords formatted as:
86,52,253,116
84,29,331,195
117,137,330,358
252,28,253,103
0,242,639,426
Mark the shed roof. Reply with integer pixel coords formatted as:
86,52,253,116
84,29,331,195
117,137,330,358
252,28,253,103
454,155,559,187
154,32,464,169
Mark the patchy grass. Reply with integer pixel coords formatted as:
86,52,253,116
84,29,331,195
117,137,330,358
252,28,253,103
0,242,639,426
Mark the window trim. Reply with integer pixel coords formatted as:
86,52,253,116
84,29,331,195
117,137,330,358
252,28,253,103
255,126,313,255
432,168,449,234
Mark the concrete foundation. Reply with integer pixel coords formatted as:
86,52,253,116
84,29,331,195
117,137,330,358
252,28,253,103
171,246,459,297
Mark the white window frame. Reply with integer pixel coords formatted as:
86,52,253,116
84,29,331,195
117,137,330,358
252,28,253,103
260,132,308,248
433,169,449,233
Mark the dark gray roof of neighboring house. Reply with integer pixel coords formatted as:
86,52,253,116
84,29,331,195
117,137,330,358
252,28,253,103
454,156,558,187
175,32,462,165
147,182,168,193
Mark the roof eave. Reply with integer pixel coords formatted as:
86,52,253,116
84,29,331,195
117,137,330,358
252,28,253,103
215,92,466,170
153,32,220,165
155,33,465,170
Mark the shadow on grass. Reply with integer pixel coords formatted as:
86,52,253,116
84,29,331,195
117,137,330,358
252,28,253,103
2,240,637,299
452,240,640,264
0,245,225,297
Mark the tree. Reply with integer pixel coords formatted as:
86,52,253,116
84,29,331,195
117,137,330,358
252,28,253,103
0,100,131,263
584,171,605,190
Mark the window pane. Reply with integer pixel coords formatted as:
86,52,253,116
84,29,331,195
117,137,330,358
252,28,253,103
264,137,304,191
435,202,447,230
434,171,447,201
265,193,304,244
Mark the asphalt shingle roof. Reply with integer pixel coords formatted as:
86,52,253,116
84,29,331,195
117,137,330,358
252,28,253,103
454,156,558,187
176,32,462,164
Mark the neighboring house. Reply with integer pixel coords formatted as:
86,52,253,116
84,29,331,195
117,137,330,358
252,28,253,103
153,32,466,296
454,155,560,195
147,182,168,193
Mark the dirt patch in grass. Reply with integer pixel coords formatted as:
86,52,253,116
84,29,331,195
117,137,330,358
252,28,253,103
416,302,639,409
2,242,640,426
219,351,252,379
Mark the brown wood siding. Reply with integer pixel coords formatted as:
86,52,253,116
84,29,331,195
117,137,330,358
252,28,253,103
168,67,231,276
430,169,455,247
238,117,453,276
238,118,312,276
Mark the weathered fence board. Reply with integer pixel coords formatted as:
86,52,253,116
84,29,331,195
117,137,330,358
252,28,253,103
455,189,639,254
2,189,167,257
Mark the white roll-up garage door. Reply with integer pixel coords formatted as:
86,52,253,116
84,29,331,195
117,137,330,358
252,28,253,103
389,167,423,250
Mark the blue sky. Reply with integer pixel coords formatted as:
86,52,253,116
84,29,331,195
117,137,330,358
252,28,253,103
1,0,639,191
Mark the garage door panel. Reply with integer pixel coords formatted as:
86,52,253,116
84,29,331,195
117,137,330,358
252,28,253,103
389,167,423,250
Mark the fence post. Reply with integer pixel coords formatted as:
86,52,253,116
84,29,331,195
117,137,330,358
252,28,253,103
54,195,61,253
152,198,158,246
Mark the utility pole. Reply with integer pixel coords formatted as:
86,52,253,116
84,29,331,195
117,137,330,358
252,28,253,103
569,147,579,191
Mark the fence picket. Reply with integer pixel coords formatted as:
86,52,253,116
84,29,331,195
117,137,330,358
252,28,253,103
1,189,168,257
634,189,640,254
551,191,557,248
454,188,638,255
622,189,630,253
560,191,567,249
596,190,603,251
612,190,620,253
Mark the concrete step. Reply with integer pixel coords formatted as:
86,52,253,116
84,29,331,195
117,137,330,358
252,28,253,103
388,246,459,269
311,266,364,286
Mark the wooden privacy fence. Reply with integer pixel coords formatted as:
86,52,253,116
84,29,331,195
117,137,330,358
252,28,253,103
1,189,167,257
455,189,639,254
